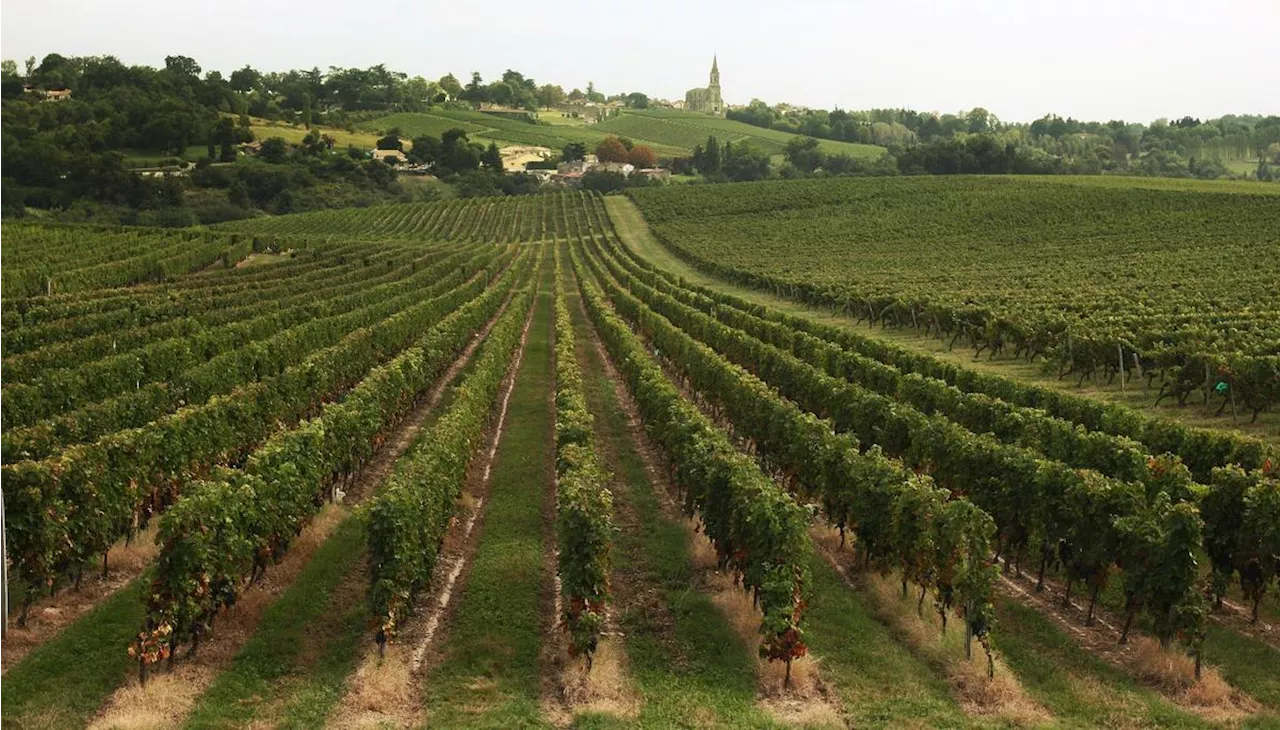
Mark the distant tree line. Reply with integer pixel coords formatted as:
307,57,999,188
728,100,1280,181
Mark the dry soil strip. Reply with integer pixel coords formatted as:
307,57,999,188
995,557,1259,722
810,527,1049,726
1,526,158,673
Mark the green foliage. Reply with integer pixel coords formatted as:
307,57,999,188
1115,493,1208,647
596,109,883,159
218,190,596,243
552,246,614,661
259,137,290,163
3,241,509,613
572,242,812,668
139,247,531,662
580,230,999,659
367,251,540,642
630,176,1280,419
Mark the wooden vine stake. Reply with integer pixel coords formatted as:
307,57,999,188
964,612,973,660
1,489,7,635
1118,344,1126,394
1204,362,1213,414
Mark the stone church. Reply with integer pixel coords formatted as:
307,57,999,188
685,57,723,116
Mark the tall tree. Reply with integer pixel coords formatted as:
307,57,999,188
627,144,657,168
438,73,463,100
784,136,823,173
595,136,629,163
562,141,587,162
537,84,566,108
482,142,503,170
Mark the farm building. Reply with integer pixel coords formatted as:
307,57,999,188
500,145,553,172
23,85,72,101
372,149,406,166
595,161,635,177
556,155,599,175
635,168,672,182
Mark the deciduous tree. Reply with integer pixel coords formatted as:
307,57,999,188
627,144,657,168
595,136,629,163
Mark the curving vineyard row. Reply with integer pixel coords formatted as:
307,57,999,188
1,244,426,380
218,190,603,244
3,243,510,617
571,242,814,677
2,245,477,429
2,241,403,355
629,176,1280,417
2,224,254,298
1,247,458,462
583,224,1280,655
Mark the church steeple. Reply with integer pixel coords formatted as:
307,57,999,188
709,55,720,89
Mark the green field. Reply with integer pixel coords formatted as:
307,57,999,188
247,116,385,149
595,109,884,159
357,108,884,160
3,186,1277,729
354,108,693,155
629,175,1280,424
354,111,490,139
120,145,212,166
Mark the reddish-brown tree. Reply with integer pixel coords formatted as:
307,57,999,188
595,136,629,163
627,144,657,168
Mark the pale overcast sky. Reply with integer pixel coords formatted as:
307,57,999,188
2,0,1276,123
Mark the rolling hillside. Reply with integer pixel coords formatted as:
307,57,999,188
359,108,885,160
356,109,683,157
595,109,884,159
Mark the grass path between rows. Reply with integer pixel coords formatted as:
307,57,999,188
594,207,1280,728
420,261,557,728
563,260,780,729
602,196,1277,445
181,357,481,729
1,579,147,728
182,516,370,729
571,255,1025,729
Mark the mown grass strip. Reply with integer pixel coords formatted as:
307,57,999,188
1,578,145,728
421,260,556,728
182,517,367,729
565,268,778,729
